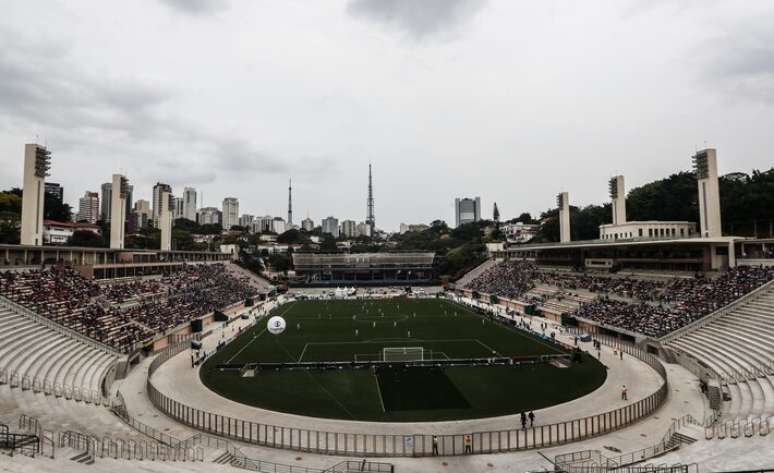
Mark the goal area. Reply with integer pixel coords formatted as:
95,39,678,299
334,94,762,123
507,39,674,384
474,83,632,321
382,346,424,362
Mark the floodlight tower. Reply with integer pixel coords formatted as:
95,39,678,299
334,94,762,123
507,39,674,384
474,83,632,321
693,149,722,238
20,144,51,246
159,191,173,251
110,174,129,249
557,192,571,243
609,175,626,225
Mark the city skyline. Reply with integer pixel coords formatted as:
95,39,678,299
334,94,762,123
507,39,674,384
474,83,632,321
1,1,773,231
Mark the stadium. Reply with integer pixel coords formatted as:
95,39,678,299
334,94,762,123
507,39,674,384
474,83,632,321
1,143,774,473
2,3,774,473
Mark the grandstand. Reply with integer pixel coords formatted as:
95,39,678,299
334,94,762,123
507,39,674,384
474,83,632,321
0,263,259,352
290,252,435,286
461,259,774,340
0,245,773,472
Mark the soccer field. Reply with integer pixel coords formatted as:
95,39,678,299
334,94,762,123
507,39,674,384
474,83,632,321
201,298,607,422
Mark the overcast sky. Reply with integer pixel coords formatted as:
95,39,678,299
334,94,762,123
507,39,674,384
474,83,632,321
1,0,772,231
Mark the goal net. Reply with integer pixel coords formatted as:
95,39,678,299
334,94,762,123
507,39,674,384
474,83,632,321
382,347,424,362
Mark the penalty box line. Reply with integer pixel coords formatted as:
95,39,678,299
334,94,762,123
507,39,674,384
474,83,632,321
297,338,489,362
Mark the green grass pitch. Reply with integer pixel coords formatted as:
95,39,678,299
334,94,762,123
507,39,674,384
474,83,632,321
200,298,607,422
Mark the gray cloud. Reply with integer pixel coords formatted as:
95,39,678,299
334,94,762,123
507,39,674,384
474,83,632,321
159,0,228,16
0,27,172,137
347,0,487,40
700,18,774,103
214,139,289,174
0,24,316,185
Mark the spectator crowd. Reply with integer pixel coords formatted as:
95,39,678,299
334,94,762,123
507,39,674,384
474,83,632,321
465,261,774,338
0,263,256,352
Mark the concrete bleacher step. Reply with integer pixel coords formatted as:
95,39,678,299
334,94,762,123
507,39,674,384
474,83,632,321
11,332,62,375
693,329,771,373
36,339,80,386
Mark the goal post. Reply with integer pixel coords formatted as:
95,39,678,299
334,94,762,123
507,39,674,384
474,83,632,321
382,346,424,362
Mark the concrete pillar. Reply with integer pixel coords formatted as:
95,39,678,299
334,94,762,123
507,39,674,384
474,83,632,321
557,192,571,243
693,149,722,238
160,191,172,251
20,144,50,246
728,241,737,268
609,175,626,225
110,174,128,249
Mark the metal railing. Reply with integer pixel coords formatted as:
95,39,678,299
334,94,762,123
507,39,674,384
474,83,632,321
18,414,55,458
145,316,669,457
705,415,771,440
0,365,113,406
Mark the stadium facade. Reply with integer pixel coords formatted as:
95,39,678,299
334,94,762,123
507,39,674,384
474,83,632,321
291,252,435,286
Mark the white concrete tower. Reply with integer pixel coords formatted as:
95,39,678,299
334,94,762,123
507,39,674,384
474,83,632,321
693,149,722,238
557,192,571,243
159,190,173,251
609,175,626,225
109,174,129,249
20,144,51,246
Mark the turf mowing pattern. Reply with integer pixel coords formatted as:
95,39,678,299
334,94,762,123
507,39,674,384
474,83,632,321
200,298,607,422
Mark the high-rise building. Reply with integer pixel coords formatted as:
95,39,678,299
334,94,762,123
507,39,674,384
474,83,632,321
100,182,112,222
258,215,274,233
124,184,133,222
301,217,314,232
341,219,357,238
132,199,151,230
152,182,172,227
197,207,221,226
321,216,339,238
222,197,239,230
356,221,371,238
173,197,184,220
21,144,51,245
44,182,63,203
272,217,287,234
454,197,481,227
77,191,100,224
183,187,197,221
239,214,254,228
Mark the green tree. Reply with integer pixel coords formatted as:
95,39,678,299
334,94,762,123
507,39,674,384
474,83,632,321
320,235,338,253
68,230,106,247
277,229,309,245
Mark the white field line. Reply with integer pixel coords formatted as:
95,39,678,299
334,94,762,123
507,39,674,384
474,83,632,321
374,372,386,413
